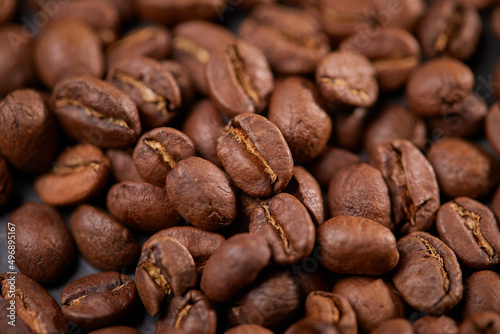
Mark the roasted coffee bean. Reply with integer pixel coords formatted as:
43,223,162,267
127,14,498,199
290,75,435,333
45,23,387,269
136,236,197,316
460,0,497,9
284,166,326,226
167,157,237,231
330,106,370,151
161,60,195,108
90,326,141,334
406,58,474,117
10,202,74,285
156,290,217,334
340,27,421,92
224,325,273,334
268,76,332,163
316,51,378,108
206,40,274,118
217,113,293,198
52,75,142,148
61,272,137,330
413,315,459,334
305,291,357,334
70,204,140,271
239,4,330,75
106,26,171,67
249,193,316,265
0,154,11,206
133,127,196,187
182,100,225,167
328,163,392,229
371,139,440,233
157,328,188,334
486,102,500,157
418,0,481,60
106,148,143,182
0,89,57,172
458,312,500,333
284,319,339,334
34,20,104,89
172,20,235,95
102,0,134,21
364,104,427,152
436,198,500,269
318,216,399,275
136,0,225,25
427,138,499,199
200,233,271,303
107,181,181,232
35,143,111,206
492,5,500,41
372,318,413,334
227,271,301,329
392,232,463,315
332,276,405,334
108,56,182,129
463,270,500,318
0,272,67,333
0,0,15,23
295,264,333,297
306,146,362,189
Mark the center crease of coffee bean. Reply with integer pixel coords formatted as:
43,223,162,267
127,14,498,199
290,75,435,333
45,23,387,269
141,260,172,296
318,77,369,102
64,278,127,306
328,298,341,323
253,18,320,49
173,36,210,64
263,204,292,254
417,236,450,295
174,303,193,328
144,138,177,169
227,45,261,109
14,290,48,334
433,8,463,53
52,161,100,176
372,57,420,71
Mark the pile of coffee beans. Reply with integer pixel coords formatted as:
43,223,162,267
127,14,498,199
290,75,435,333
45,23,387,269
1,0,500,333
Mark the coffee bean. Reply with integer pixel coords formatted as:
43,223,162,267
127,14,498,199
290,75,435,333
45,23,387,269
200,233,271,303
108,56,182,129
90,326,140,334
161,60,195,108
0,272,67,333
392,232,463,315
316,51,378,108
35,143,111,206
332,276,405,334
106,148,144,182
157,328,188,334
458,312,500,333
0,0,15,23
206,40,274,118
492,5,500,41
61,272,137,330
34,20,104,89
217,113,293,198
418,0,481,60
224,325,273,334
268,76,332,163
102,0,134,21
328,163,392,229
372,319,413,334
239,4,330,75
239,0,277,10
371,139,441,233
305,291,357,334
486,102,500,157
70,204,140,271
284,319,339,334
0,154,11,206
136,236,197,316
463,270,500,318
136,0,225,25
0,89,57,173
460,0,497,9
107,181,181,232
295,268,333,300
52,75,142,148
330,106,370,151
156,290,217,334
427,138,499,199
413,315,458,334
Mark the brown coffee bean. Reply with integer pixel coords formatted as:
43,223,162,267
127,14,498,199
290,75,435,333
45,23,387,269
413,315,458,334
217,113,293,198
239,4,330,75
330,106,370,151
340,27,421,92
106,148,143,182
157,328,188,334
332,276,405,334
285,319,339,334
133,127,196,187
206,40,274,118
172,20,235,95
249,193,316,265
328,163,392,229
70,204,140,271
136,0,225,25
418,0,481,61
200,233,271,303
460,0,497,9
61,272,137,330
0,272,66,333
136,236,197,316
90,326,140,334
371,139,441,233
316,51,378,108
107,181,181,232
463,270,500,318
492,5,500,42
268,76,332,163
161,60,195,108
35,143,111,206
295,268,333,302
0,89,57,173
34,20,104,89
427,138,499,199
318,216,399,275
372,318,413,334
486,102,500,157
0,0,15,23
458,312,500,333
392,232,463,315
108,56,182,129
10,202,74,285
225,325,273,334
0,154,11,206
156,290,217,334
406,57,474,117
102,0,134,21
52,75,142,148
305,291,357,334
436,198,500,269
